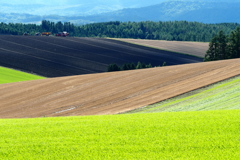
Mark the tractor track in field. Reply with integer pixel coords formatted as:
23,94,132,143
0,58,239,118
0,37,106,70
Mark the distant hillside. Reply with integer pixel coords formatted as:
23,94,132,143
83,1,240,24
0,0,165,24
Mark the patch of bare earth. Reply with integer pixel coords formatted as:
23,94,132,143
115,38,209,58
0,59,239,118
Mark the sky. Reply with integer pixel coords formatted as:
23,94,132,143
2,0,240,5
1,0,165,6
2,0,239,16
0,0,167,16
2,0,72,5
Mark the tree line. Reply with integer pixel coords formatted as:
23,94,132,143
78,21,240,42
204,27,240,61
0,20,240,42
0,20,75,35
107,61,166,72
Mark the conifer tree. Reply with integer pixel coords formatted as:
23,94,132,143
136,62,142,69
204,31,228,61
122,63,129,70
146,63,152,68
130,63,136,69
228,27,240,58
107,64,121,72
217,31,228,59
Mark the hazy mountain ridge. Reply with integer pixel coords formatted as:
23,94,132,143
0,0,165,16
0,0,240,24
77,1,240,23
0,3,120,16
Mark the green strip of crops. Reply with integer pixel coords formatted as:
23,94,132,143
0,67,45,84
129,76,240,114
0,110,240,160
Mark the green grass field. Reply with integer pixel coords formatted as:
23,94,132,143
0,67,45,84
128,76,240,114
0,110,240,160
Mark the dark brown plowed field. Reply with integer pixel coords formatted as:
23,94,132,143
0,59,239,119
0,36,203,77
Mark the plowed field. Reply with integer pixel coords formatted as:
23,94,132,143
115,38,209,58
0,58,239,118
0,36,202,77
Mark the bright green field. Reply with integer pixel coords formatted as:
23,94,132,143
1,110,240,160
0,67,45,84
128,76,240,114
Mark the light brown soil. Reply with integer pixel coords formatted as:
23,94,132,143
114,38,209,58
0,59,239,118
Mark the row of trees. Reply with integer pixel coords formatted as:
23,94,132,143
1,20,240,42
204,27,240,61
78,21,240,42
107,62,166,72
0,20,75,35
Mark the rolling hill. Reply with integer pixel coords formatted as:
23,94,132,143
0,58,239,118
0,36,202,77
114,38,208,58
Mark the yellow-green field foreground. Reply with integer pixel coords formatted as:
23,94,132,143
0,67,45,84
1,110,239,160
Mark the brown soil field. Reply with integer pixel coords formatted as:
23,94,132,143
0,59,239,119
114,38,209,58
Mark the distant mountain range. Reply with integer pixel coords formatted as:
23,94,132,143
0,0,165,16
87,1,240,23
1,0,240,24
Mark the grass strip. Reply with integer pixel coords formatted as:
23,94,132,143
0,67,45,84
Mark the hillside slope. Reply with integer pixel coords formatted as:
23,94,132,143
0,59,239,118
80,1,240,24
115,38,209,58
0,36,202,77
128,76,240,113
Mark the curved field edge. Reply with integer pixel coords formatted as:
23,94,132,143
112,38,208,58
0,59,239,118
110,38,196,57
0,110,240,160
0,66,45,84
127,75,240,114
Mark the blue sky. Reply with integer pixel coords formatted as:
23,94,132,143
2,0,239,5
1,0,166,16
2,0,72,5
1,0,165,6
